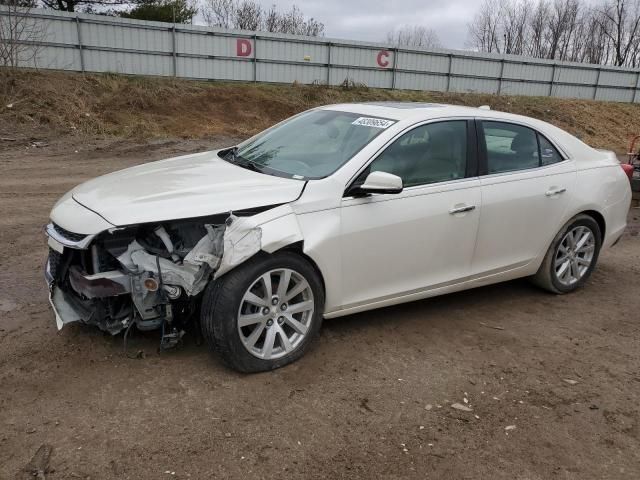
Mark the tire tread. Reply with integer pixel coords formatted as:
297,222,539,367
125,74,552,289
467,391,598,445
200,251,324,372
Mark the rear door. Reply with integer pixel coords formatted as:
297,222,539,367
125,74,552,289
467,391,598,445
472,120,576,276
339,119,482,309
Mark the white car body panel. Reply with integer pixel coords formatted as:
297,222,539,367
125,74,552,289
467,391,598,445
50,191,115,235
339,178,481,309
47,102,632,324
473,161,576,276
70,150,305,227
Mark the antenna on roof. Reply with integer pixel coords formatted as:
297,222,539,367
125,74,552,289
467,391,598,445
479,105,491,110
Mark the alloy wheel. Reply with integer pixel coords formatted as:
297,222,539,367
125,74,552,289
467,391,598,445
554,226,595,286
237,268,315,360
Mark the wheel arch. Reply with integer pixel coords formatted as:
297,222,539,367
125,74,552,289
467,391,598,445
275,241,327,305
579,209,606,240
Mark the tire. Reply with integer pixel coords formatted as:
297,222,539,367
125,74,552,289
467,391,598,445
531,214,602,294
201,251,324,373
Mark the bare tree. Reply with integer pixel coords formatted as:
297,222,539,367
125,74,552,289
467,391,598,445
233,0,260,30
527,0,550,57
630,18,640,65
386,25,441,49
467,0,502,52
0,0,36,5
276,5,323,36
500,0,529,54
201,0,234,27
596,0,640,66
467,0,640,66
0,0,47,68
201,1,324,36
40,0,132,13
544,0,581,60
263,3,277,32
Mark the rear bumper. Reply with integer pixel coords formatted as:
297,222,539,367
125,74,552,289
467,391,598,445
602,186,632,250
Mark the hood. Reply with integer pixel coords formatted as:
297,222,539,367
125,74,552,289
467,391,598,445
70,150,305,226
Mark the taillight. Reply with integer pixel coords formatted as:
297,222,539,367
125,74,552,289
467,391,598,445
621,163,634,180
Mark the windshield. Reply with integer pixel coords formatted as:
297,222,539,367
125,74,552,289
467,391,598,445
223,110,395,179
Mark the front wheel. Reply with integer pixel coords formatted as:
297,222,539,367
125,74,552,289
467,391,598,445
201,251,324,372
531,214,602,294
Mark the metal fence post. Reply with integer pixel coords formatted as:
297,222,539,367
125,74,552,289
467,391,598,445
253,34,258,83
171,25,177,77
593,67,601,100
497,58,505,95
75,15,85,73
446,54,453,92
548,63,556,97
633,71,640,104
326,42,331,85
391,48,398,90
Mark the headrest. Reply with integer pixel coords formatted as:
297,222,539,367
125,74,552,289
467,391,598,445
511,133,537,153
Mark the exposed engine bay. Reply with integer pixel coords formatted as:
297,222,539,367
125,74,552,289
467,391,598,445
45,209,267,348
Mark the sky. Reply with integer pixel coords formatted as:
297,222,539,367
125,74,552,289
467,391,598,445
256,0,478,49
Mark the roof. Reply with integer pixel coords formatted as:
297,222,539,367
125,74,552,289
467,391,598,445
319,102,597,160
321,102,502,121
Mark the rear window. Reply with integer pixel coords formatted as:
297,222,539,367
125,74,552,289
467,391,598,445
482,121,565,174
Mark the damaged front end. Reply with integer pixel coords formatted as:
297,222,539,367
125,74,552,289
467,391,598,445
45,213,263,339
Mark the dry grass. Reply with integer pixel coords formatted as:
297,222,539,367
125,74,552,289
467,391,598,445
1,69,639,152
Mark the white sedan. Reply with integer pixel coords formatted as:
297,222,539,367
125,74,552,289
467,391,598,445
45,103,631,372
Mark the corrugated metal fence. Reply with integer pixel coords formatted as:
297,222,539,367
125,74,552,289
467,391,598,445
3,7,640,103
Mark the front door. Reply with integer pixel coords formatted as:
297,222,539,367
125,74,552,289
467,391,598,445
339,120,482,310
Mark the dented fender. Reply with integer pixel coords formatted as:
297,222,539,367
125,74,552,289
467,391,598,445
214,204,304,278
253,205,304,254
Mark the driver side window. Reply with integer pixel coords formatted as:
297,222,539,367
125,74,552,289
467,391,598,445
364,121,468,188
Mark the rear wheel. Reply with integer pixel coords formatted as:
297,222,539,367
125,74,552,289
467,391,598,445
201,251,324,372
532,214,602,294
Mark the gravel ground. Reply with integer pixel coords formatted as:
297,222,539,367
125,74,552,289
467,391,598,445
1,138,639,479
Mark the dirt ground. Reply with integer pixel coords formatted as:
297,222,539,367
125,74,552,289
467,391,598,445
1,137,639,480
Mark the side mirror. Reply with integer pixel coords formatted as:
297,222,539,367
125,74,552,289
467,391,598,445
359,171,403,195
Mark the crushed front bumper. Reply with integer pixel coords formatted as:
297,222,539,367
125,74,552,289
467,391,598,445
45,253,91,331
46,253,131,334
44,224,125,332
48,286,86,330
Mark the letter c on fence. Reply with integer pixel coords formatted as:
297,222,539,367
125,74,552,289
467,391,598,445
237,39,253,57
377,50,390,68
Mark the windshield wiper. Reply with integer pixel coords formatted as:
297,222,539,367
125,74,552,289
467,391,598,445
223,146,239,163
237,159,264,173
223,147,265,173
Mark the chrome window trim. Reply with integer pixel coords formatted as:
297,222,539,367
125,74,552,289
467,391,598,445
479,158,575,182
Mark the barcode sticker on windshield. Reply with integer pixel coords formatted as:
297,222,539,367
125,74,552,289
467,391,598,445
352,117,395,129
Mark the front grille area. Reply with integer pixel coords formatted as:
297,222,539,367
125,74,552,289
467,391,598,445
52,223,87,243
49,248,68,284
48,247,64,282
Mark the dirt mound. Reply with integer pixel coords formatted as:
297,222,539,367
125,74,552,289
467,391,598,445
1,69,639,152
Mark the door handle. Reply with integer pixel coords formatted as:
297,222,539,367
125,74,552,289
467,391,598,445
449,205,476,214
545,187,566,197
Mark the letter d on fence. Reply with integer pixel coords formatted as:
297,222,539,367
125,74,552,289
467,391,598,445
237,39,253,57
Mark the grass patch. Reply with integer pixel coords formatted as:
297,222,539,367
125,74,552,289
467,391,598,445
1,69,639,152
